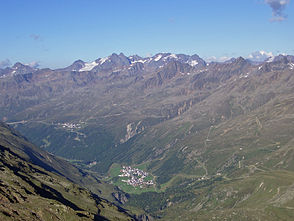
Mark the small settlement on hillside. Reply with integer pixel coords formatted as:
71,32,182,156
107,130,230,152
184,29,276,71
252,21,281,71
58,122,82,129
119,166,154,188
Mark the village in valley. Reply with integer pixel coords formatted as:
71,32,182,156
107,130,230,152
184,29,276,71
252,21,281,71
57,122,82,130
119,166,154,188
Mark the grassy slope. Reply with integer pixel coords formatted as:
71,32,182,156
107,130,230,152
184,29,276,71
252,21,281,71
161,170,294,220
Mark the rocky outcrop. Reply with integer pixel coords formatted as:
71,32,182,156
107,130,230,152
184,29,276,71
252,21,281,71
112,191,129,204
135,214,154,221
120,121,145,143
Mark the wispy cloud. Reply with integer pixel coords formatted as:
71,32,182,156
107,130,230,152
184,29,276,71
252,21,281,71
146,53,153,57
0,59,11,68
30,34,42,41
206,56,231,63
265,0,290,21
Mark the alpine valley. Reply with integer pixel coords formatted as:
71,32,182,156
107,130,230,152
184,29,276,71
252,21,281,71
1,52,294,220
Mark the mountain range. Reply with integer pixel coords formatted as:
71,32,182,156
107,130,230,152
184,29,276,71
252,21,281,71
1,52,294,220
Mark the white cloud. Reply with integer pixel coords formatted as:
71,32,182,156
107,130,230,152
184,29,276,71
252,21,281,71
247,51,274,62
26,61,40,68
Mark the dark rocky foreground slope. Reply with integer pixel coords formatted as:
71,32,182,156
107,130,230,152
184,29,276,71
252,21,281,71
0,122,136,220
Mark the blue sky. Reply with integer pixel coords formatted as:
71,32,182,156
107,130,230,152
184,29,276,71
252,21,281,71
0,0,293,68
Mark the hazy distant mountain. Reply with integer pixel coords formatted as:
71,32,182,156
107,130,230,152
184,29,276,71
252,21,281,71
59,53,206,73
0,62,37,78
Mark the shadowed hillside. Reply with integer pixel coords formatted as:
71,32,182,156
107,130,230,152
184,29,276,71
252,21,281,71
0,122,136,220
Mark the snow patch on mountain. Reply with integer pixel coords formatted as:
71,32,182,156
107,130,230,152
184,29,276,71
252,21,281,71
132,59,149,64
266,56,275,63
99,57,110,65
163,54,177,60
188,60,199,67
79,61,98,72
154,54,163,62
